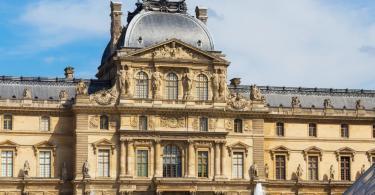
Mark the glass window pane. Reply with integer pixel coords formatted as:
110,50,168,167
163,145,182,177
196,74,208,101
135,72,149,99
1,151,13,177
39,151,51,178
98,150,110,177
166,73,178,100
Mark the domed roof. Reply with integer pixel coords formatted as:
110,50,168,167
121,10,215,51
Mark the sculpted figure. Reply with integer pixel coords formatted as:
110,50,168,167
329,165,335,180
83,160,90,179
23,88,32,99
183,71,194,100
76,80,88,95
218,70,227,100
251,163,258,179
118,66,133,97
296,164,303,180
211,71,219,100
59,90,68,100
356,99,365,110
360,164,366,175
250,85,264,101
291,96,301,108
324,99,333,109
61,162,68,182
23,160,30,177
264,163,269,178
152,70,162,99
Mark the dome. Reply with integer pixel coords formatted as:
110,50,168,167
121,11,215,51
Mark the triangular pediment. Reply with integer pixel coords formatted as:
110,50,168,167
228,141,250,149
93,138,114,147
336,147,355,154
0,140,19,147
271,145,290,152
304,146,323,153
368,148,375,155
34,141,56,149
124,39,228,63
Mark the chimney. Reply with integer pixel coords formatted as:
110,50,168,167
110,1,123,50
195,6,208,24
64,66,74,80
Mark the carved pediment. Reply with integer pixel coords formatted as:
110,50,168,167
303,146,323,161
125,39,227,63
0,140,19,155
92,139,115,154
366,148,375,162
335,147,355,161
227,141,250,157
33,141,56,156
270,146,290,160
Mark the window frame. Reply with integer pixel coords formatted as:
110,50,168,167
340,156,351,181
234,119,243,133
3,114,12,130
232,152,244,179
372,124,375,138
136,149,149,177
1,150,13,177
341,124,349,138
97,149,110,177
276,122,284,137
165,73,179,100
308,156,319,180
197,151,209,178
135,71,149,99
199,117,208,132
308,123,317,137
139,116,148,131
196,74,209,101
100,115,109,130
163,144,182,178
40,116,50,131
275,155,286,180
39,150,52,178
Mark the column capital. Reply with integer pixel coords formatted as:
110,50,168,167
215,140,226,144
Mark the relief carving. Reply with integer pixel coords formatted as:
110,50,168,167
244,120,251,131
160,117,185,128
227,92,249,110
130,116,138,128
147,45,198,60
89,116,99,129
76,80,88,95
148,116,155,129
209,118,217,131
192,118,199,130
90,87,117,105
225,119,233,131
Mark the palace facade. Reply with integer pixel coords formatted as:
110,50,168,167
0,1,374,195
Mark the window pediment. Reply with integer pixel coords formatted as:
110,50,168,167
335,147,355,161
270,146,290,160
366,148,375,162
0,140,19,155
33,141,56,156
227,141,250,157
303,146,323,161
92,139,115,155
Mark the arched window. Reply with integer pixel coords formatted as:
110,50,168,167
165,73,178,100
196,74,208,101
100,115,109,130
135,71,149,99
163,145,182,177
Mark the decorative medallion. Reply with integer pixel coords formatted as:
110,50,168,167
130,116,138,128
89,116,99,129
225,119,233,131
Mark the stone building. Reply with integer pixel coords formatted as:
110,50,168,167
0,0,374,194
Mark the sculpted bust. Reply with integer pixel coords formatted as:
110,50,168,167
76,80,88,95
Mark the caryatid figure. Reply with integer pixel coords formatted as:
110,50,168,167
183,71,194,100
152,70,162,99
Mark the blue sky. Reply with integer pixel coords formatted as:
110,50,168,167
0,0,374,89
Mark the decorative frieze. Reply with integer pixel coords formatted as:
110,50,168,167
160,117,185,128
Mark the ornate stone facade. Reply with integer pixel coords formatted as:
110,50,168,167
0,1,373,195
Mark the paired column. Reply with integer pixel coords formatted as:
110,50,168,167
154,139,162,177
120,140,126,177
187,140,195,178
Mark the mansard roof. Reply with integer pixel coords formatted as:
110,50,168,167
230,85,375,110
0,76,110,101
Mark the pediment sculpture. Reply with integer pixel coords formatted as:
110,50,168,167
227,92,249,110
250,85,265,102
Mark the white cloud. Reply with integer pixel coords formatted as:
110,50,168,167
16,0,375,88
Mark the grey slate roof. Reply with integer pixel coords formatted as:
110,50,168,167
0,76,110,100
231,85,375,110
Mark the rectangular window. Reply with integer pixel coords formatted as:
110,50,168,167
40,116,50,131
340,156,351,181
139,116,148,131
137,150,148,177
373,125,375,138
276,122,284,136
309,123,317,137
308,156,318,180
275,155,286,180
3,115,12,130
1,151,13,177
372,156,375,165
234,119,243,133
232,152,243,178
98,150,110,177
199,117,208,132
341,124,349,138
39,151,51,178
198,151,208,178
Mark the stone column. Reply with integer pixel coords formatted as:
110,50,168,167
220,142,226,177
154,140,162,177
126,139,134,177
214,142,221,178
188,140,195,177
120,140,126,177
